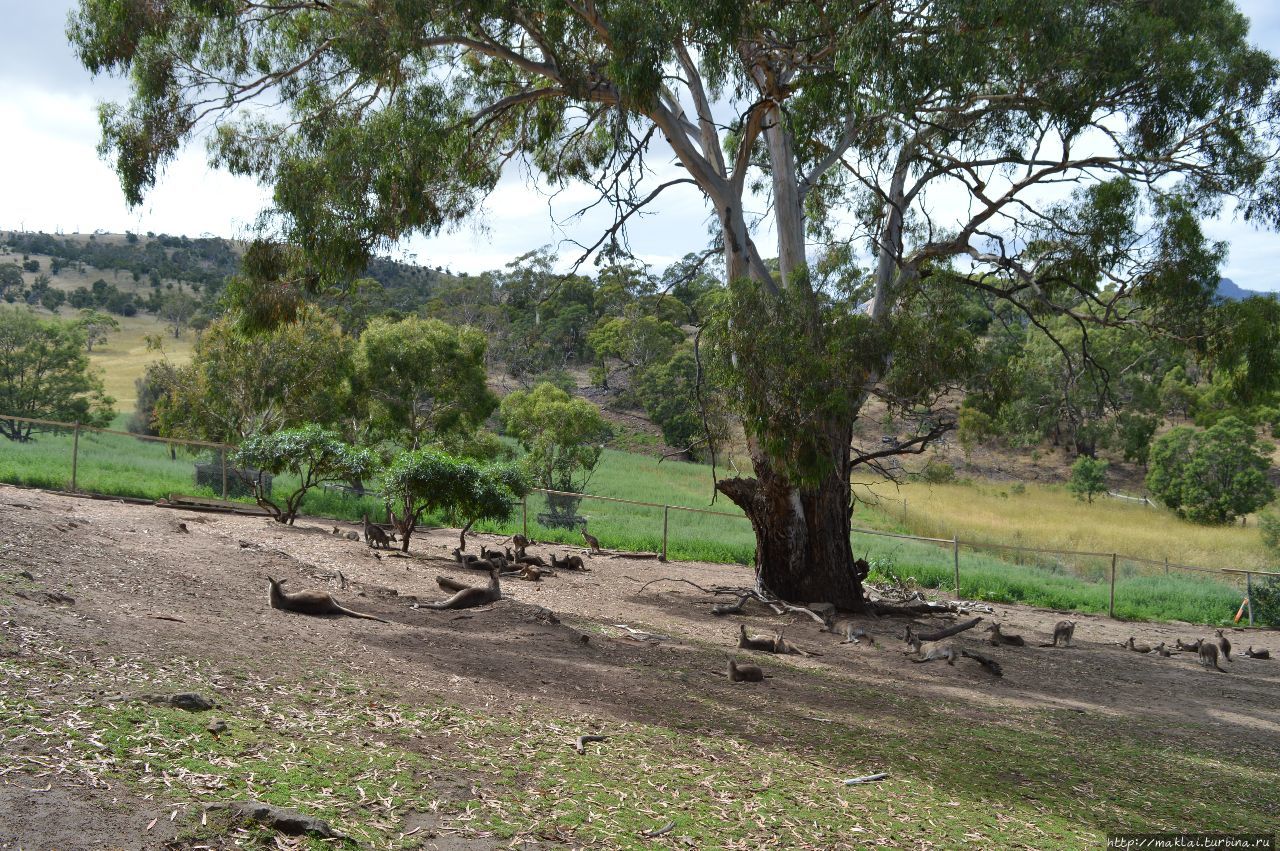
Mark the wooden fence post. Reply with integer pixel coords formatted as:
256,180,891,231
70,422,81,492
661,505,669,562
1109,553,1117,618
522,494,528,538
952,535,961,597
1247,572,1254,627
220,447,228,500
1164,556,1169,575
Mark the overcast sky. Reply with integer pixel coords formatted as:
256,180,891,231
3,1,1280,289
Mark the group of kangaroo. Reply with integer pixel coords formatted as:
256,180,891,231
268,526,605,621
1124,628,1270,671
271,521,1273,687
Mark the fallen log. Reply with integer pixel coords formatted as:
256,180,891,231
915,617,984,643
959,648,1004,677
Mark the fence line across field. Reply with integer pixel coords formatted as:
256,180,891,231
2,412,1273,625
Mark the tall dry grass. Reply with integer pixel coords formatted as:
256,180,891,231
854,478,1272,572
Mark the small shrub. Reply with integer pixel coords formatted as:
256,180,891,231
231,426,373,524
918,462,956,484
1068,456,1108,503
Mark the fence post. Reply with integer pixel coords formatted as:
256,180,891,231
1247,572,1254,627
220,447,228,500
522,494,528,538
70,422,81,492
952,535,961,597
1164,556,1169,575
1109,553,1117,618
661,505,669,562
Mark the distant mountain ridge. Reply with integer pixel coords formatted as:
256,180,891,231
1215,277,1271,301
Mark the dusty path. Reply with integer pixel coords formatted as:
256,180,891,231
1,485,1277,849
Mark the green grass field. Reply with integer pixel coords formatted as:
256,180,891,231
0,419,1260,625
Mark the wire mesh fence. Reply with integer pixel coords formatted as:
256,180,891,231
0,413,1272,625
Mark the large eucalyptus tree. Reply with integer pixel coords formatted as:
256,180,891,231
72,0,1280,608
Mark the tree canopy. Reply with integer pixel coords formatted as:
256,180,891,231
381,449,529,551
72,0,1280,607
500,382,612,494
1145,417,1275,524
354,315,496,450
156,307,352,443
0,307,114,440
232,425,374,524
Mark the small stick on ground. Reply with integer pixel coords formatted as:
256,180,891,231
574,734,608,754
640,821,676,838
842,772,889,786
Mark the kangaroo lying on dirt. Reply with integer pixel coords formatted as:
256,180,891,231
420,567,501,610
266,577,387,623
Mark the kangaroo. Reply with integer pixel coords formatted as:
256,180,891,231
737,624,779,652
1148,642,1171,657
266,577,388,623
362,513,393,549
501,564,544,582
421,567,501,610
454,548,499,571
1176,638,1202,653
1244,646,1271,659
1198,640,1227,672
516,554,548,568
727,658,764,682
984,623,1026,647
581,527,602,554
912,642,958,665
511,534,530,552
551,553,586,571
482,545,506,562
436,575,470,593
1126,636,1153,654
828,618,872,645
1216,629,1232,662
1039,620,1076,647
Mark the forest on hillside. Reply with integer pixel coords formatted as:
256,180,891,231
5,225,1280,521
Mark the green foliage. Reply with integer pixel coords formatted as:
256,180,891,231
354,315,496,450
1205,296,1280,406
988,312,1175,456
1146,417,1274,524
70,0,1280,597
705,275,886,483
76,308,119,352
157,308,352,443
127,360,179,436
1258,509,1280,554
917,462,957,485
633,349,724,457
1068,457,1109,503
381,448,529,550
1249,573,1280,627
500,383,611,492
1115,413,1158,466
232,425,373,524
957,407,995,457
0,307,114,440
587,311,683,388
158,290,199,338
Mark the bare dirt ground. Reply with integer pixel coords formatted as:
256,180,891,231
1,484,1278,850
